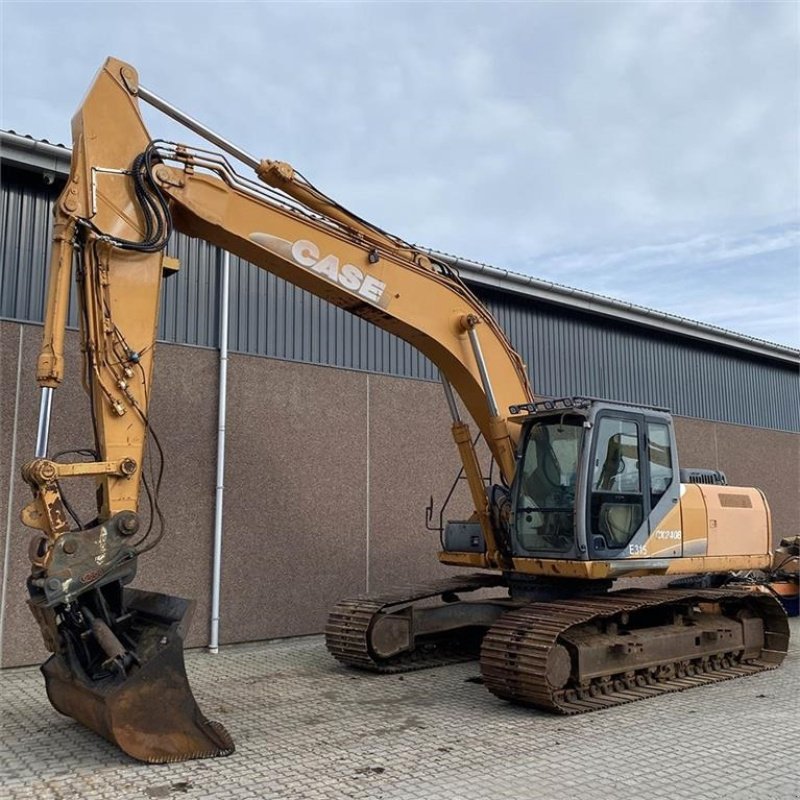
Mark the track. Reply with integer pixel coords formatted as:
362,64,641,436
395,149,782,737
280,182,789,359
325,573,506,672
480,588,790,714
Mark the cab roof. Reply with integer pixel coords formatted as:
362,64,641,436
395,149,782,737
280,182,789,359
507,396,670,424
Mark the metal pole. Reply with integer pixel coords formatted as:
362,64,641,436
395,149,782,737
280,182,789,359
34,387,53,458
209,251,231,654
138,85,261,171
466,327,499,418
440,376,461,422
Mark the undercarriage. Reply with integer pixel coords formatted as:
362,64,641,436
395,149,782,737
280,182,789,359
325,575,790,712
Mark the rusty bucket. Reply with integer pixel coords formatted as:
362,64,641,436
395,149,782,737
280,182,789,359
40,589,234,763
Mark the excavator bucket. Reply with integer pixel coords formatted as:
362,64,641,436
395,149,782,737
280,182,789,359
38,589,234,764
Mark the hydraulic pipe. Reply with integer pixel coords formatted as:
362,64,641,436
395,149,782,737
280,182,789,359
137,85,260,171
139,85,405,255
209,251,231,654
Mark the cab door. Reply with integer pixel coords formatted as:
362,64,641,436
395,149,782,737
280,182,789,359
586,410,681,560
586,411,649,559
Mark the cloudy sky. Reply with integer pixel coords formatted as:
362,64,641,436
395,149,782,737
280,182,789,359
2,2,798,346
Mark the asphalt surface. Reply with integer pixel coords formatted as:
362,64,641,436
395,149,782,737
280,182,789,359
1,617,798,800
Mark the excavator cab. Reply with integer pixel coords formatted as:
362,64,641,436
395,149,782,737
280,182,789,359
507,397,680,562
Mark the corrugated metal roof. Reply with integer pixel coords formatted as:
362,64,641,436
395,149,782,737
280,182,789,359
3,129,70,150
430,250,798,365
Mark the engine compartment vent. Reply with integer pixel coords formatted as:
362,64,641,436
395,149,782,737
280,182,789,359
680,468,728,485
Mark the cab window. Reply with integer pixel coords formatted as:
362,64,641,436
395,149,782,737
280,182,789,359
514,420,582,553
647,422,673,506
592,418,640,493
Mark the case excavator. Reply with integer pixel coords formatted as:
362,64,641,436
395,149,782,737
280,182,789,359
19,58,789,763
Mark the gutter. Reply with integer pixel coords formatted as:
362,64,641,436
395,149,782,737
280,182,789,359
0,130,71,178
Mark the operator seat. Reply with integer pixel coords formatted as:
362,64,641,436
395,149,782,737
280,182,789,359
599,504,642,547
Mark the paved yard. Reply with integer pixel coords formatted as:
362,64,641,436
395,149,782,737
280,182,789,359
1,617,798,800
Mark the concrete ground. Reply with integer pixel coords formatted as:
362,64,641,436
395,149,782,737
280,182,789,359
2,618,798,800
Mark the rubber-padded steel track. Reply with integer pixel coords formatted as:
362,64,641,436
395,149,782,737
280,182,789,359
480,588,789,714
325,573,506,673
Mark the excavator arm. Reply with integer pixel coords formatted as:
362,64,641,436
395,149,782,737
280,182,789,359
20,57,532,763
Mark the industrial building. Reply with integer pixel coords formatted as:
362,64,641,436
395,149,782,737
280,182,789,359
1,129,798,669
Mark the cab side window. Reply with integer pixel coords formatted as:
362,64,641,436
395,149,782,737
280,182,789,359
647,422,673,506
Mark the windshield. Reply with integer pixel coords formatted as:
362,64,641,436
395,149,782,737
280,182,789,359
514,419,582,553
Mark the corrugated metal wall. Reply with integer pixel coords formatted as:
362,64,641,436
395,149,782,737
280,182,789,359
484,288,799,432
1,167,55,323
2,166,798,431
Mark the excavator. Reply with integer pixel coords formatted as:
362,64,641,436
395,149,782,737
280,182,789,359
19,58,789,764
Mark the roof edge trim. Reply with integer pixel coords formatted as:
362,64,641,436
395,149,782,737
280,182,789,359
428,250,799,367
1,130,71,174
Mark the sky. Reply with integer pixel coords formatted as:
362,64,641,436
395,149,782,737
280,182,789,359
1,1,798,348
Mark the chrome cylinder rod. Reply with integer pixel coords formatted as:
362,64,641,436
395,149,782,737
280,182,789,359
466,326,499,418
440,376,461,423
138,85,260,171
34,387,53,458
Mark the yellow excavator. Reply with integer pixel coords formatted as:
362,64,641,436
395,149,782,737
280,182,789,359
20,58,789,764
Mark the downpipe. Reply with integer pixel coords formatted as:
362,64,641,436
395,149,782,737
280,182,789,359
209,251,230,653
